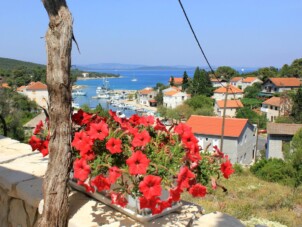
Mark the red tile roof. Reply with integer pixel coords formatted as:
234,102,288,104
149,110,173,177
186,115,248,138
214,85,243,94
170,77,183,85
17,85,26,91
242,77,258,83
26,82,47,90
216,100,243,108
1,83,11,88
139,88,153,95
262,97,281,107
269,78,301,87
230,77,243,82
164,90,179,96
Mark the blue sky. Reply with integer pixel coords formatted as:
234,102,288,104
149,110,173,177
0,1,301,68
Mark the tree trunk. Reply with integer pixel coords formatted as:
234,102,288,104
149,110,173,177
39,1,73,226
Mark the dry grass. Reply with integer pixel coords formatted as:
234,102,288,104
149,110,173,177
183,169,302,227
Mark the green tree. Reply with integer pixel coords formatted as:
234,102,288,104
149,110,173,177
182,71,189,91
291,87,302,123
280,58,302,78
243,82,262,98
236,107,267,128
290,128,302,188
190,67,213,97
170,76,175,86
215,66,238,81
256,67,278,81
185,94,213,110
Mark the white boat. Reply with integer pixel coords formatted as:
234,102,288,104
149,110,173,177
72,90,86,96
97,93,110,99
131,78,137,82
116,110,126,119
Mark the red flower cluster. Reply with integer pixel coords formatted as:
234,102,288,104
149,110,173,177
29,109,235,215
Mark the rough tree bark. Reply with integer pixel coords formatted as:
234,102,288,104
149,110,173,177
39,1,73,226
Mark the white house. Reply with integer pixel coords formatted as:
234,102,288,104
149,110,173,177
137,87,157,106
186,115,257,164
241,77,262,90
17,82,48,109
214,99,243,118
210,78,227,88
266,122,302,159
163,89,190,109
261,78,301,94
213,85,244,101
230,77,243,88
260,96,291,122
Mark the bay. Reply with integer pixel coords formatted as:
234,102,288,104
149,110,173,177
74,69,194,113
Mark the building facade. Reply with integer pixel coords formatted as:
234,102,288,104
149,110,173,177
163,90,190,109
261,78,301,94
214,100,243,117
17,82,48,109
137,87,157,106
241,77,262,90
213,85,244,101
186,115,257,164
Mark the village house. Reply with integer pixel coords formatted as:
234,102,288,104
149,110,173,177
261,77,301,94
241,77,262,90
260,96,291,122
169,77,183,89
213,85,244,101
214,99,243,117
163,89,190,109
210,78,227,88
186,115,257,164
17,81,48,109
137,87,157,107
266,122,302,159
230,77,243,88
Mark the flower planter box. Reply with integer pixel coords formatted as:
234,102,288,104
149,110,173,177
69,180,182,223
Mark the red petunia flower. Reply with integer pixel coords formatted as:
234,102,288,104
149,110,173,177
73,158,91,182
139,116,155,126
29,135,42,151
108,166,122,183
91,174,110,192
181,131,198,149
106,138,122,154
72,109,92,125
169,187,183,202
80,150,95,161
154,118,167,132
177,166,195,189
33,120,44,135
129,114,141,126
213,145,224,158
186,143,201,162
71,131,93,155
139,175,162,199
87,121,109,141
126,151,150,175
174,123,191,136
220,157,235,179
39,140,49,157
189,183,207,197
77,181,95,193
131,130,151,148
110,192,128,207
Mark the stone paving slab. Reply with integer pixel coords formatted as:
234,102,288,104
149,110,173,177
15,178,43,208
68,191,202,227
192,211,245,227
0,153,47,193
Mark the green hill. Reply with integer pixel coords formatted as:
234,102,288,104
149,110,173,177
0,57,45,71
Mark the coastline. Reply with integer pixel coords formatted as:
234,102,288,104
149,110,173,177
77,76,120,80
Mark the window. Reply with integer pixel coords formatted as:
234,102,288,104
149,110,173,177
274,88,277,92
206,138,208,141
182,96,185,100
270,106,273,109
149,95,152,98
275,107,278,110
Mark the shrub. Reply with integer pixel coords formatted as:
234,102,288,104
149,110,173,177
250,159,296,186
